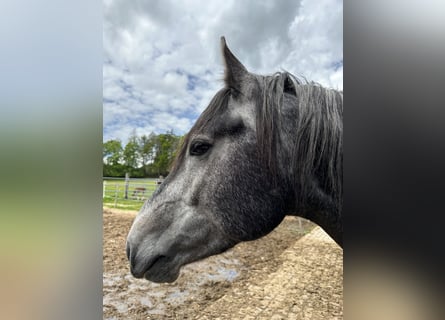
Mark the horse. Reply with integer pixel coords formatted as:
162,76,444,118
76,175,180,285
126,37,342,283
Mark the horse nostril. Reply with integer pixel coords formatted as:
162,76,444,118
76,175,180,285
127,242,140,276
126,242,131,261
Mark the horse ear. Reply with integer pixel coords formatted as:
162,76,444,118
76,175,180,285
221,36,247,87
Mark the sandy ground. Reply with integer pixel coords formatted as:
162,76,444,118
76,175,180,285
103,208,343,319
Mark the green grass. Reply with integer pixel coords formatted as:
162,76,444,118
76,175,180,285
103,178,158,211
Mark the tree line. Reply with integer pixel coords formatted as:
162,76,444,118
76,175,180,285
103,130,184,178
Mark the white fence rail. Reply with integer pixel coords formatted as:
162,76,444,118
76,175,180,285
103,177,163,207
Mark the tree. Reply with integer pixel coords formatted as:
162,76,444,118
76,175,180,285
103,140,123,165
138,132,157,176
123,134,139,170
153,131,182,176
103,131,184,178
103,139,125,177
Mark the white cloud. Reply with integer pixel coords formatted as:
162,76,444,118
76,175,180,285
103,0,343,144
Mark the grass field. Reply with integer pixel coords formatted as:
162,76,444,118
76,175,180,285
103,178,158,211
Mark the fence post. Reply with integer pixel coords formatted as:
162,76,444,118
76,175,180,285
124,173,130,199
114,184,118,208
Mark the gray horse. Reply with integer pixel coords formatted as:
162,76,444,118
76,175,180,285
127,37,342,283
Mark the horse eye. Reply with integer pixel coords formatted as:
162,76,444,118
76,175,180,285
190,141,212,156
229,86,241,98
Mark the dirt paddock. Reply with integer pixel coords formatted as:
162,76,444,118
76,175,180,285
103,209,343,319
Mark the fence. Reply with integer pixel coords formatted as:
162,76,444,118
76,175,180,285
103,176,163,209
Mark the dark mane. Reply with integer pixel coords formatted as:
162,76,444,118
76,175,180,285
257,72,343,214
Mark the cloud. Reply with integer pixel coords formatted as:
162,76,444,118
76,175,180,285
103,0,343,143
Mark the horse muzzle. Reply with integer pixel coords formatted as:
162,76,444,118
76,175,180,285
126,241,180,283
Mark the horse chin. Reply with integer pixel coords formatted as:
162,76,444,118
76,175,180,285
143,256,181,283
144,269,179,283
142,242,235,283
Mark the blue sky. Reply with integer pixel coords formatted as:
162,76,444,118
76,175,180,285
103,0,343,144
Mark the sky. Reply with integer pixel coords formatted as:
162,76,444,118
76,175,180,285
103,0,343,144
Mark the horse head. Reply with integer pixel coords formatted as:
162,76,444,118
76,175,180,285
126,37,342,283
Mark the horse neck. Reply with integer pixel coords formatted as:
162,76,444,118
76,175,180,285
277,90,343,247
302,203,343,247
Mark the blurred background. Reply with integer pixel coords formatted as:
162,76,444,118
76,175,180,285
0,1,102,319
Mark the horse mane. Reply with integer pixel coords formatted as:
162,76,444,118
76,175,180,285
258,72,343,214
